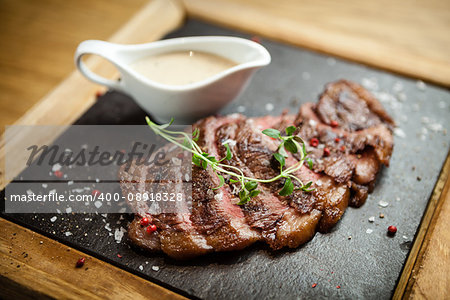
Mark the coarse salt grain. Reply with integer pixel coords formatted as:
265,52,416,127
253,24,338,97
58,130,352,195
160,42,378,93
104,223,112,231
65,231,72,237
378,200,389,207
416,80,426,91
237,106,246,113
368,216,375,223
265,103,274,112
171,157,181,165
68,181,74,185
94,201,102,208
394,128,406,138
302,72,310,80
114,227,125,243
50,216,57,223
66,207,72,214
152,266,160,271
42,184,48,188
52,163,62,172
366,229,373,234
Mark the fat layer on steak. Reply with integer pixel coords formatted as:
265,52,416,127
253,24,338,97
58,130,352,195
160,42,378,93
119,80,394,259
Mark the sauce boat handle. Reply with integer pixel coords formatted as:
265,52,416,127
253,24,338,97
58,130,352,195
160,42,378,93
74,40,125,92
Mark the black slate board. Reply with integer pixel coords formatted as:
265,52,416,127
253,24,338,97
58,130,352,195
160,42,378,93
2,20,450,299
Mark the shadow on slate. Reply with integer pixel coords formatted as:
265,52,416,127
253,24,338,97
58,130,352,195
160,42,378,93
2,19,450,300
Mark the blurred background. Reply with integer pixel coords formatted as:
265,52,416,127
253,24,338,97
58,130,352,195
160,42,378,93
0,0,449,130
0,0,147,128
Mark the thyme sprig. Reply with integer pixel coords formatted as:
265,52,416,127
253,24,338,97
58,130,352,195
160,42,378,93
146,117,314,205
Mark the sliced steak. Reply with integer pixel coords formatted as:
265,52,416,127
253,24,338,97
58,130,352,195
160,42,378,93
119,80,393,259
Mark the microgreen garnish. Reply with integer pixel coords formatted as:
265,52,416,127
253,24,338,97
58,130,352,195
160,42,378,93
146,117,314,205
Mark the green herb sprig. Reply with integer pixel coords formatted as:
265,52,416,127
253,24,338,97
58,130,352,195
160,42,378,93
146,117,314,205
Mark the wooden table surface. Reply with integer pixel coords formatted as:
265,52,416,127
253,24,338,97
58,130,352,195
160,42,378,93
0,0,449,299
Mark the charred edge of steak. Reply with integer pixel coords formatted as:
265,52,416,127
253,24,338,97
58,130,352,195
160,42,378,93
314,79,395,131
293,80,394,207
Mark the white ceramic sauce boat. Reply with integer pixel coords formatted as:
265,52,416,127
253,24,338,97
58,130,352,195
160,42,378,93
75,36,271,123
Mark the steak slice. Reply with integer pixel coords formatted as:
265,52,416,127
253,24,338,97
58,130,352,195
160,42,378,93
293,80,394,207
119,148,213,259
190,116,260,251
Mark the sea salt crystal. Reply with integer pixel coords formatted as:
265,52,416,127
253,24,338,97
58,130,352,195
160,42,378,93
66,207,72,214
72,188,84,193
171,157,181,165
368,216,375,223
152,266,160,271
184,174,189,181
403,235,408,239
302,72,311,80
366,229,373,234
95,178,100,183
56,209,61,213
223,139,237,147
378,200,389,207
42,184,48,189
397,93,407,102
392,82,403,92
101,213,107,218
114,227,125,243
237,105,246,113
308,119,317,127
105,223,112,232
65,231,72,237
26,189,34,195
139,265,144,271
416,80,426,91
265,103,274,112
67,181,74,185
52,163,62,172
361,77,378,91
214,192,223,201
119,207,127,213
94,201,102,208
50,216,57,223
428,122,443,133
394,128,406,138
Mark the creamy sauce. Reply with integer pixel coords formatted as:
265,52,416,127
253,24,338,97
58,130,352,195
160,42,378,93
130,51,237,86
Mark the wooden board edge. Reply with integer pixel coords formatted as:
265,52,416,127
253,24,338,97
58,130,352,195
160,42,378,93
183,0,450,87
392,152,450,299
0,0,185,190
0,217,187,300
